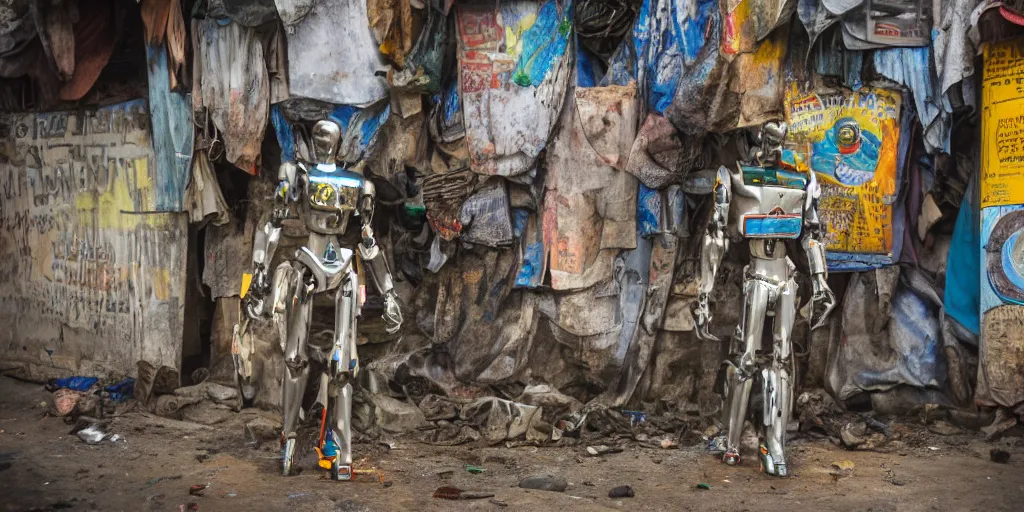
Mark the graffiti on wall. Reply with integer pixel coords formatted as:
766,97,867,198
784,86,901,258
0,100,187,376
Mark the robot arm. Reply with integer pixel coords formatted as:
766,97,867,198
801,171,836,330
356,179,404,334
693,165,732,342
242,162,301,319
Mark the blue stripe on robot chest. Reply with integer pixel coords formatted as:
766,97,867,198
743,216,802,239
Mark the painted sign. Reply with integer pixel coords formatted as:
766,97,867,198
981,38,1024,209
784,86,902,261
977,38,1024,409
0,100,187,377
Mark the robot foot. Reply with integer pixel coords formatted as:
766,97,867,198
282,437,297,476
759,444,788,477
332,462,352,481
722,449,741,466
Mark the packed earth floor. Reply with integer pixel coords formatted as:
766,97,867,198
1,377,1022,512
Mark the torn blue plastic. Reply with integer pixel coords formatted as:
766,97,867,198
329,105,358,132
637,183,661,237
944,178,979,334
629,0,716,114
512,0,572,87
270,105,295,163
873,47,947,153
145,44,193,211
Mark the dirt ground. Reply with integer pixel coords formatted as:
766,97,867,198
1,377,1022,512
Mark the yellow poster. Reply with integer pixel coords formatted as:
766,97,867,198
783,86,902,256
982,37,1024,208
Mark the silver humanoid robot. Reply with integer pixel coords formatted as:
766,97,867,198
692,121,836,477
232,120,403,480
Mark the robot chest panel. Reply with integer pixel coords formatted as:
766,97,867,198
306,170,363,214
732,185,806,239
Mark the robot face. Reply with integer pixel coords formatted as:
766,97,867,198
311,120,342,163
836,121,861,155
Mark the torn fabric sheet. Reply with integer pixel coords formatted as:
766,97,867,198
192,19,269,174
146,43,194,211
543,78,639,290
826,269,948,402
284,0,389,106
874,47,951,154
456,0,573,177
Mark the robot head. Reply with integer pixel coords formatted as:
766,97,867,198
311,120,342,164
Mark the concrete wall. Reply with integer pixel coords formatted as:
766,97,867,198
0,100,187,379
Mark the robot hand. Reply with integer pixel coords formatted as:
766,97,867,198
809,274,836,330
692,292,719,342
382,291,403,334
243,266,271,320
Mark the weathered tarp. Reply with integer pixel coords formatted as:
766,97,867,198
826,268,949,403
456,0,573,177
192,19,269,174
0,102,188,379
284,0,389,106
543,76,639,290
145,44,194,212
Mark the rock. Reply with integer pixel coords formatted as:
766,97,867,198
586,445,622,456
840,421,868,448
334,499,372,512
518,474,567,492
990,449,1011,464
418,394,461,421
928,420,961,436
702,425,720,439
371,394,427,433
829,460,855,481
181,401,231,425
244,416,282,442
205,383,239,404
608,485,635,498
660,438,677,449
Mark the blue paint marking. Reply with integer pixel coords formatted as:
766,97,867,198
145,44,193,211
442,81,460,125
637,184,661,237
999,230,1024,305
270,105,296,163
515,242,544,288
512,0,572,87
743,216,802,238
512,208,530,237
329,105,358,132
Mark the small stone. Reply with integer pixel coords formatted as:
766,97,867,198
928,421,961,436
659,438,677,449
608,485,635,498
518,474,568,492
652,458,662,464
990,449,1011,464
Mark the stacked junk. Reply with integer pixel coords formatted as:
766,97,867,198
5,0,1024,447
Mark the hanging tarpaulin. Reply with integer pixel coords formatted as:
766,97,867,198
145,43,193,211
977,37,1024,409
283,0,389,106
456,0,573,177
783,86,903,270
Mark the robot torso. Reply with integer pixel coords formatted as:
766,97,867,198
727,164,809,241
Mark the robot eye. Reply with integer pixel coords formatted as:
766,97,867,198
837,124,860,146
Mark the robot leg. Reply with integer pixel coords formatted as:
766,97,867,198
281,277,315,476
722,279,770,465
328,271,359,481
760,278,796,477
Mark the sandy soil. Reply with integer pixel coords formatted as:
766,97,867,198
1,376,1022,512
